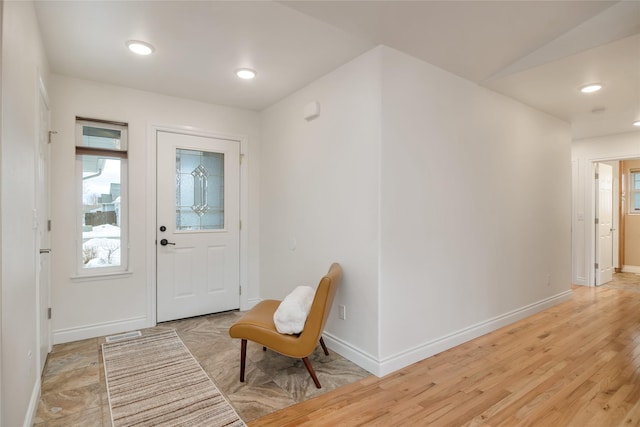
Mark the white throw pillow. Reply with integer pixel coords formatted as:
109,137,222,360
273,286,316,334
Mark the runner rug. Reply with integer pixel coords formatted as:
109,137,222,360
102,329,245,427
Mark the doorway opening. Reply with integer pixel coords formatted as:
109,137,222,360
594,158,640,286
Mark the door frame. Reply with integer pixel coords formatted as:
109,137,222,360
146,124,249,326
585,156,636,287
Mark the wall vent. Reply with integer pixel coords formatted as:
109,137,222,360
105,330,142,343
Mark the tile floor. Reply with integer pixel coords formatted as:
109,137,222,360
34,311,370,426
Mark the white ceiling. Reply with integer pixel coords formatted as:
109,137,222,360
34,0,640,140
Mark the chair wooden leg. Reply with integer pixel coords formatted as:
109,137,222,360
240,339,247,382
319,336,329,356
302,357,321,388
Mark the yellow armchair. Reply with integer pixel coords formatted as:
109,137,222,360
228,263,342,388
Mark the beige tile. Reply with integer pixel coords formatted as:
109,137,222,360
43,349,100,378
101,389,112,426
35,382,102,422
50,337,99,355
34,407,103,427
227,380,298,422
41,364,100,394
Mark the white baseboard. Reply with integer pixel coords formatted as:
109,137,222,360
322,332,379,376
52,316,149,345
622,265,640,274
324,290,573,378
23,377,41,427
377,290,573,376
572,276,587,286
243,298,261,311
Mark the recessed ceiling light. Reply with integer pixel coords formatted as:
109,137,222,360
126,40,155,56
580,83,602,94
236,68,257,80
633,120,640,127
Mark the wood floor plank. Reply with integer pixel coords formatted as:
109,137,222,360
249,280,640,427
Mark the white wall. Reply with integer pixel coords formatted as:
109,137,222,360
259,48,382,368
572,131,640,285
49,75,260,343
1,1,49,425
377,47,572,374
259,45,573,376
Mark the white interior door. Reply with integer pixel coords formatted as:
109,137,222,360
36,84,51,372
596,163,614,286
156,131,240,322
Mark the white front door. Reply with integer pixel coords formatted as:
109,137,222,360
156,131,240,322
596,163,614,286
36,83,51,372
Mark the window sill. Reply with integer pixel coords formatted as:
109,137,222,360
71,270,133,282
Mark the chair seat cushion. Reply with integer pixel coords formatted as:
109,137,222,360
229,300,308,357
235,299,280,327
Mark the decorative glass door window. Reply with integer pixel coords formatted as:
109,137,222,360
176,148,225,230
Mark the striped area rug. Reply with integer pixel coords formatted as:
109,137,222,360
102,329,245,427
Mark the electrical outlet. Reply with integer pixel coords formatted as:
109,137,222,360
338,304,346,320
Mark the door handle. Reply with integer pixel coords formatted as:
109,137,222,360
39,248,51,254
160,239,175,246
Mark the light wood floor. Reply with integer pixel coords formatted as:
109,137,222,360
250,282,640,426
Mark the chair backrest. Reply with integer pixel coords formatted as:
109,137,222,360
297,263,342,352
